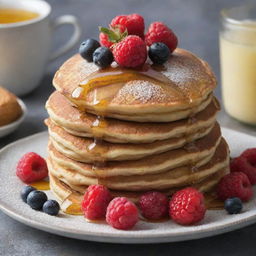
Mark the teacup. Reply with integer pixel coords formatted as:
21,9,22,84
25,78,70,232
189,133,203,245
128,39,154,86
0,0,81,96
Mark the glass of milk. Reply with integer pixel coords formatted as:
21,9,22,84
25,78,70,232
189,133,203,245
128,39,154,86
220,5,256,125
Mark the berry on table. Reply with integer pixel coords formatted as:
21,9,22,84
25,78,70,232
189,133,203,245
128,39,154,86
82,185,112,220
217,172,253,202
169,187,206,225
16,152,48,183
93,46,114,68
43,200,60,216
224,197,243,214
113,35,147,68
148,42,170,65
79,39,100,62
139,191,168,220
231,148,256,185
20,185,36,203
106,197,139,230
110,13,145,38
145,21,178,53
26,190,47,210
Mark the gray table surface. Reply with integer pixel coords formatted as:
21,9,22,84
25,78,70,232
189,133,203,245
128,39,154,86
1,0,256,255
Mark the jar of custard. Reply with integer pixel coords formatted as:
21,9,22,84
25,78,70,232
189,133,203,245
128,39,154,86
220,5,256,125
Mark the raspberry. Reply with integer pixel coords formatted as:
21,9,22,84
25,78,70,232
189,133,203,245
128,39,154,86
231,156,256,185
99,25,126,48
230,148,256,185
169,187,206,225
113,35,147,68
145,22,178,53
16,152,48,183
99,32,114,48
106,197,138,230
217,172,253,202
82,185,112,220
139,191,168,220
110,14,144,38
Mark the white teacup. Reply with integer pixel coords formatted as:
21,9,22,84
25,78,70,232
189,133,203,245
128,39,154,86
0,0,81,96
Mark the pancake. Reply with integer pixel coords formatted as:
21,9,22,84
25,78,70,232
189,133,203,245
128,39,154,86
47,139,229,192
47,123,222,177
46,91,220,143
47,124,221,174
49,167,228,204
53,48,216,122
46,118,216,162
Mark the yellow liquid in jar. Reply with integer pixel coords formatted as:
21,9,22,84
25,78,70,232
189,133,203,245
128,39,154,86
220,20,256,124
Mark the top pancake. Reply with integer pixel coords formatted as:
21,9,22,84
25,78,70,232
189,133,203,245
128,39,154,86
53,48,216,122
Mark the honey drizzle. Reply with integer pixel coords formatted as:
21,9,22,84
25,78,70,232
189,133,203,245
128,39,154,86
29,180,50,191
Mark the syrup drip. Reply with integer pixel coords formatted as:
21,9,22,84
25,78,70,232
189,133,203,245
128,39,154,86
61,194,83,215
29,180,50,190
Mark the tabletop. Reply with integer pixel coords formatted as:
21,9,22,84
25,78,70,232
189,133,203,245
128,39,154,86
1,0,256,255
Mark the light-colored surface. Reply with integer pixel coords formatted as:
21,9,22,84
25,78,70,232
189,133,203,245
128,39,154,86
0,0,81,96
0,99,27,138
0,127,256,244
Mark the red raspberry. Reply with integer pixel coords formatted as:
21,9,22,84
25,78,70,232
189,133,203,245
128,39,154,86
82,185,112,220
110,13,144,38
145,22,178,53
106,197,138,230
231,156,256,185
113,35,147,68
217,172,253,202
230,148,256,185
99,32,114,48
169,187,206,225
99,25,126,48
139,191,168,220
16,152,48,183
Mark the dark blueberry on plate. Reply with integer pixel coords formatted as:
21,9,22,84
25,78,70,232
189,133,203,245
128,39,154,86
43,200,60,216
224,197,243,214
148,42,170,65
21,185,36,203
79,39,101,62
27,190,47,210
93,46,114,68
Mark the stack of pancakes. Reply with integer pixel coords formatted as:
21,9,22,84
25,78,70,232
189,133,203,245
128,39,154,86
45,48,230,204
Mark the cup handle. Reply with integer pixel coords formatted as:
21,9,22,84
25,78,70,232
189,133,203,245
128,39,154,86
50,15,82,61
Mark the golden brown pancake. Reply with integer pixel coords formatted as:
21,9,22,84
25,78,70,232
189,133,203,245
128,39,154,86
49,167,228,205
46,118,216,162
47,123,222,177
46,91,220,143
47,139,229,192
53,48,216,122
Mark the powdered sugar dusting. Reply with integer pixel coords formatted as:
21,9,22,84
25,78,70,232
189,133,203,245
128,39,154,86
116,81,168,104
163,49,215,89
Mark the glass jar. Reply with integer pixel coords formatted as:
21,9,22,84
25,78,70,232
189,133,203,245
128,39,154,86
220,5,256,125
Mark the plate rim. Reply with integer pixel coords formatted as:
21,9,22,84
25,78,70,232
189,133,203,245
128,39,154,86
1,128,256,243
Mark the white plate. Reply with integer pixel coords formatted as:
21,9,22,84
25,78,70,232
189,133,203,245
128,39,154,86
0,99,27,138
0,128,256,244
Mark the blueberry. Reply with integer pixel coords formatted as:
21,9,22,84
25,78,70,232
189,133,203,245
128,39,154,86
148,42,170,65
224,197,243,214
43,200,60,216
21,186,36,203
93,47,113,68
79,39,100,62
27,190,47,210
